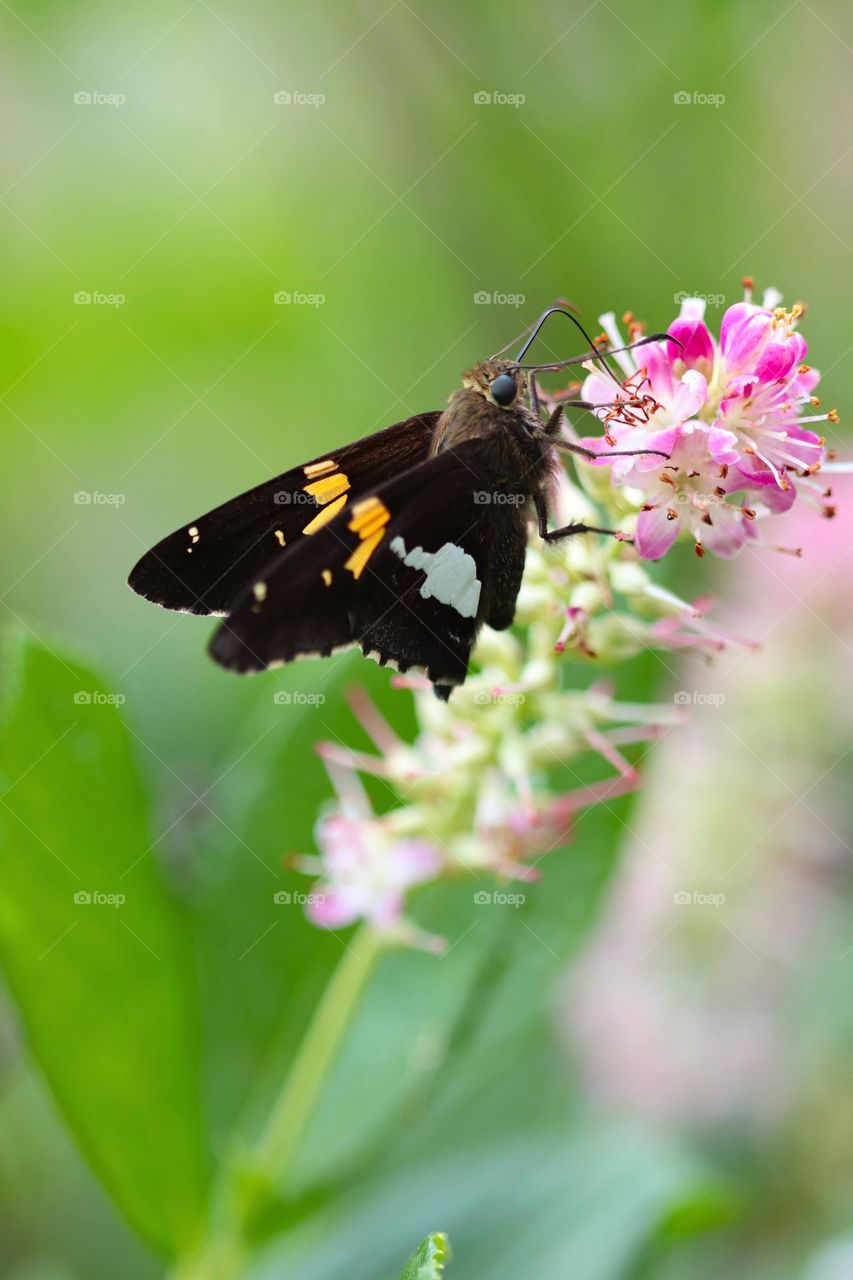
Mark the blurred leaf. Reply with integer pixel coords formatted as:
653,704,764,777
400,1232,452,1280
655,1183,744,1242
0,638,210,1256
251,1126,717,1280
0,1066,159,1280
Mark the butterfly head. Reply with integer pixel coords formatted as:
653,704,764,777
462,360,526,410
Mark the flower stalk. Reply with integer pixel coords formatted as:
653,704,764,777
248,924,382,1189
173,928,383,1280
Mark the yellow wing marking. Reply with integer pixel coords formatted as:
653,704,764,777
305,472,349,504
344,497,391,580
302,493,347,534
301,462,351,534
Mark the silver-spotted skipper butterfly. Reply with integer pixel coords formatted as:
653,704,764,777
128,308,673,699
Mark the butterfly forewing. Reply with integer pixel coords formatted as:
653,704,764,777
208,439,528,696
127,411,441,616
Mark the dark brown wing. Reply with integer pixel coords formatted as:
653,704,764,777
208,439,527,697
128,411,441,616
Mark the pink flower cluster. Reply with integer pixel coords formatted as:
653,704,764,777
293,685,678,946
579,287,836,559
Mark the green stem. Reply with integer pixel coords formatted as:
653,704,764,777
251,925,382,1189
172,926,382,1280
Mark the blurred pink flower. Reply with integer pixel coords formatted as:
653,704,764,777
295,682,676,938
306,811,442,931
562,477,853,1129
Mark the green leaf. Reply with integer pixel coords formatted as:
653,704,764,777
400,1232,452,1280
250,1126,718,1280
655,1182,744,1241
0,638,211,1255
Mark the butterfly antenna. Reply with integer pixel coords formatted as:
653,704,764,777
511,306,625,388
518,330,682,377
489,299,581,360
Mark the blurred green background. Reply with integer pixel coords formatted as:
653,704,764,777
1,1,852,1277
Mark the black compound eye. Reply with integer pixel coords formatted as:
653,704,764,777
489,372,517,406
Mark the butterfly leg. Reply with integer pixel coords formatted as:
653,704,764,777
552,436,669,462
528,372,541,419
541,406,667,455
534,491,627,544
543,404,563,437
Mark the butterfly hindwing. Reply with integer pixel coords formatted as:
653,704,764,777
127,411,441,616
208,439,529,695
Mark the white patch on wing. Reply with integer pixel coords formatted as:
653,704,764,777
390,536,481,618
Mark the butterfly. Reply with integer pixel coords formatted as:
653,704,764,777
128,307,672,699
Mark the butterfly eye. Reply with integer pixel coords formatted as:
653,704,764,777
489,372,517,406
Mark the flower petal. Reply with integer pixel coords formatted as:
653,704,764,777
720,302,761,355
754,333,805,382
707,426,741,467
668,315,714,369
307,887,362,929
697,508,748,558
678,296,707,322
635,505,680,560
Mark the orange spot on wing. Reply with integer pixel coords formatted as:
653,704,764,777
345,530,385,579
302,493,347,534
305,472,349,504
345,497,391,579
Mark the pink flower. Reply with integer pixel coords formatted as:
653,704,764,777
305,812,442,930
617,424,755,560
573,288,836,560
293,682,675,940
715,300,825,482
667,297,714,376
